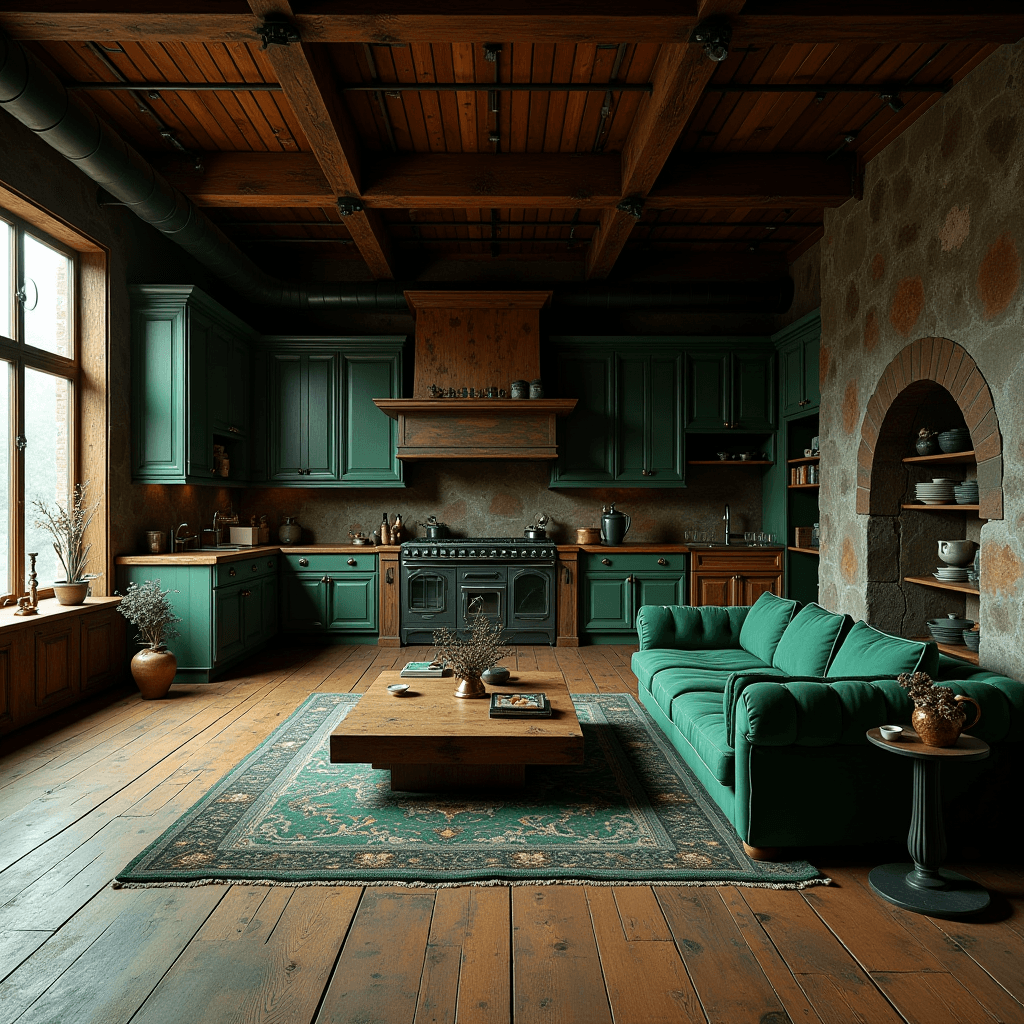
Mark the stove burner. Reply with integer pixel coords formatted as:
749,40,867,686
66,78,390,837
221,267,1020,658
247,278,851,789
401,537,555,561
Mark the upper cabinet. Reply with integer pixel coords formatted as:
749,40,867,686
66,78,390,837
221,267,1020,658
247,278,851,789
131,285,255,486
775,310,821,419
254,338,405,488
684,346,776,433
550,341,684,488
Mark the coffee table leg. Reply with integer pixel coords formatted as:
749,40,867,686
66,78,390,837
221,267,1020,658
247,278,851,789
869,759,989,918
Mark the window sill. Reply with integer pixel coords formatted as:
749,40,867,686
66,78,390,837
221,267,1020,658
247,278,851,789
0,596,121,635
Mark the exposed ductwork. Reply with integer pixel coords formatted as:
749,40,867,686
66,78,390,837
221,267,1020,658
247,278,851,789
0,29,793,314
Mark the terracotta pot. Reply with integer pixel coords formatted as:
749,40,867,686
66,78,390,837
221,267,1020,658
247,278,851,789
131,647,177,700
53,580,89,606
453,674,487,699
912,695,982,747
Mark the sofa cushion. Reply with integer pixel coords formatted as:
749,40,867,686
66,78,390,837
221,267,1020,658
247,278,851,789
670,692,734,784
738,592,800,664
636,605,749,651
772,603,853,676
650,663,781,716
633,647,773,693
827,621,939,678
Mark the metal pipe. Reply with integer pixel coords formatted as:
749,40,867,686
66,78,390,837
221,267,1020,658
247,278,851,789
68,80,654,94
707,81,951,94
0,28,793,314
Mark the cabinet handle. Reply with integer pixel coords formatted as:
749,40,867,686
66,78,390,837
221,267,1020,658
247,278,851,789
627,574,636,627
347,558,357,566
657,558,668,566
268,561,275,569
252,564,259,572
228,426,241,433
385,567,394,584
320,576,332,584
601,558,612,566
229,568,237,577
298,558,309,567
241,589,251,597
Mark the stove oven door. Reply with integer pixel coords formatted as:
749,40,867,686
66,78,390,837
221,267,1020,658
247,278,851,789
508,566,557,643
400,565,456,643
458,567,506,635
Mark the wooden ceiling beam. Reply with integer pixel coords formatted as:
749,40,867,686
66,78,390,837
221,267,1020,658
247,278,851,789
2,5,1022,44
246,1,394,278
155,151,853,209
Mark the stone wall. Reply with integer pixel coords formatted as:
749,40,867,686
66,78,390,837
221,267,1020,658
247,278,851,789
816,40,1023,678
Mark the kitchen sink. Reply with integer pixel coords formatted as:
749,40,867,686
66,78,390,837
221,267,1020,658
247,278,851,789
195,545,242,552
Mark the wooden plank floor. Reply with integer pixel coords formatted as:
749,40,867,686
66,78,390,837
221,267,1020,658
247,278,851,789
1,643,1023,1024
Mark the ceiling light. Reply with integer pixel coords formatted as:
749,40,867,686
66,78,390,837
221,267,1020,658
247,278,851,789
690,17,732,63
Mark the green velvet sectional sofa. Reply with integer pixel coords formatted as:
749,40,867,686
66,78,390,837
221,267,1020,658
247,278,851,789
632,594,1024,853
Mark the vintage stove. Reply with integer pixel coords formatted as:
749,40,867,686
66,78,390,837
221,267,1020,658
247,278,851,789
399,537,557,645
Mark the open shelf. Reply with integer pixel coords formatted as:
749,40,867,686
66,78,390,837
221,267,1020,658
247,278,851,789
904,575,979,596
788,546,820,556
687,460,772,466
788,483,819,490
902,503,980,512
787,456,820,465
902,450,976,465
912,636,980,665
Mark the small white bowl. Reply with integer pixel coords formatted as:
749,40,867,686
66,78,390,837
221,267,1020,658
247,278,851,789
387,683,411,697
880,725,903,742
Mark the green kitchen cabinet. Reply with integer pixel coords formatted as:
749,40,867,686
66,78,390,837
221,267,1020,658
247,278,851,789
685,345,776,433
581,552,687,643
131,285,255,486
255,338,405,487
776,310,821,418
118,555,279,683
550,340,683,488
279,553,378,641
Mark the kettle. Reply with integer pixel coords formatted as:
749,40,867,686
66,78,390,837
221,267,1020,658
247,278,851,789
600,503,631,546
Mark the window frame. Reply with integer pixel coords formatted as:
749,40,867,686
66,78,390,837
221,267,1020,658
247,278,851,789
0,206,81,605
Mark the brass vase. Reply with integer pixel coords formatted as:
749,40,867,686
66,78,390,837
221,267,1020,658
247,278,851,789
453,674,487,699
912,695,981,747
131,646,177,700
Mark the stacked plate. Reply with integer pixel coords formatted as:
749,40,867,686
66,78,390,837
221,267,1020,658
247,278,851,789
954,481,979,504
915,478,956,504
963,629,981,652
937,428,971,453
934,564,971,582
928,615,975,644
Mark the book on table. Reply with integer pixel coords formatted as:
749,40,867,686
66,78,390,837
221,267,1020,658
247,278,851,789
489,693,551,718
400,661,446,678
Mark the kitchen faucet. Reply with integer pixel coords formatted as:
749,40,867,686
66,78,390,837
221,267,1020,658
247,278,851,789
212,506,238,546
173,521,198,552
723,504,731,545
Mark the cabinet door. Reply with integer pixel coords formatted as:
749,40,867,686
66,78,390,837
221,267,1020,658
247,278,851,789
214,584,246,663
552,351,615,485
583,574,631,632
80,609,125,693
634,573,686,611
691,573,735,607
0,633,18,733
614,353,648,482
304,353,338,479
732,350,776,431
132,305,186,480
242,581,264,649
280,574,327,632
738,573,782,604
801,332,820,413
261,573,279,640
34,621,78,710
341,352,402,484
268,352,305,480
268,352,339,481
646,352,684,482
185,309,215,480
779,341,805,418
327,573,378,632
684,351,729,431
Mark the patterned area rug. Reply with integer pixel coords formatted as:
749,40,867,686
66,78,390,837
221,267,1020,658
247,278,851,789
116,693,826,888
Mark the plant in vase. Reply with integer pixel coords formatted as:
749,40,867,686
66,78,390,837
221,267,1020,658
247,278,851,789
433,612,508,699
897,671,981,747
117,579,182,699
915,427,938,456
31,481,102,605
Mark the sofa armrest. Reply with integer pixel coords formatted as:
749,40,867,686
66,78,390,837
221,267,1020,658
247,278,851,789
636,604,750,651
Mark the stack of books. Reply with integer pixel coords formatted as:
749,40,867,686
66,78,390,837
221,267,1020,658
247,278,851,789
399,661,447,678
489,693,552,718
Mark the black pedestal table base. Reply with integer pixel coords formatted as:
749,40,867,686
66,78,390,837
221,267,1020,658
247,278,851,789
868,862,990,918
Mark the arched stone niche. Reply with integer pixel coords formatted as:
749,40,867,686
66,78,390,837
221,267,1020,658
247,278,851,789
854,337,1002,638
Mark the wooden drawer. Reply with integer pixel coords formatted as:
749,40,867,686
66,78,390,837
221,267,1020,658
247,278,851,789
216,556,279,587
280,553,376,574
689,549,783,573
583,552,685,573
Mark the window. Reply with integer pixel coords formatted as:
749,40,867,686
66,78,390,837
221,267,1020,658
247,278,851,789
0,208,78,603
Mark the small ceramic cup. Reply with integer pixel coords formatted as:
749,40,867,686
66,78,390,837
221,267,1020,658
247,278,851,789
880,725,903,742
387,683,411,697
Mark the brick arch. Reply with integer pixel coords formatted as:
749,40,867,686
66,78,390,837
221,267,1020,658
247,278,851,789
856,337,1003,520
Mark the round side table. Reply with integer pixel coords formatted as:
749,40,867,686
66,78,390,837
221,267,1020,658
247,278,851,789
866,726,990,918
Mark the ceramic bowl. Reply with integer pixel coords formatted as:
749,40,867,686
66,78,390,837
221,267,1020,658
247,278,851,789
482,665,511,685
880,725,903,742
963,630,981,651
387,682,411,697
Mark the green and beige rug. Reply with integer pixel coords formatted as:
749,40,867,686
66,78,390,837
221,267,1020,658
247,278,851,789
116,693,826,889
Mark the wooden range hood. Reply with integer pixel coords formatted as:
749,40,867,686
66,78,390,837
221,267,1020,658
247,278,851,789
374,290,576,460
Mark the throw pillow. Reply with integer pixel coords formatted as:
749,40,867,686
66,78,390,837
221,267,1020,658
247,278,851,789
826,621,939,678
737,592,800,664
772,603,853,677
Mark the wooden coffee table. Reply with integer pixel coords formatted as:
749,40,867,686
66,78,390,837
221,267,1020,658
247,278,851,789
329,670,585,792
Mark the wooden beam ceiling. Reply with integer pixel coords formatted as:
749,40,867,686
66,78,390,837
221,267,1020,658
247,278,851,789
1,4,1023,44
246,0,394,278
154,152,853,210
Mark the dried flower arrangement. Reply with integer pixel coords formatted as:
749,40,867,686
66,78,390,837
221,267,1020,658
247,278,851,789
433,613,507,681
897,671,962,721
31,481,101,583
117,580,182,650
917,427,937,439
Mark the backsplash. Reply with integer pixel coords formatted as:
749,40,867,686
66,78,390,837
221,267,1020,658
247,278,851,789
238,461,764,547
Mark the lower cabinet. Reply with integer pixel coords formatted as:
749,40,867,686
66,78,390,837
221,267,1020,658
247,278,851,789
0,600,127,738
279,554,378,641
689,548,784,606
581,552,686,642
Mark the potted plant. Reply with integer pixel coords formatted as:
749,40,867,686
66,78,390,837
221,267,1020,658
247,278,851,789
117,579,182,699
915,427,938,456
31,482,101,605
433,612,508,699
897,671,981,747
